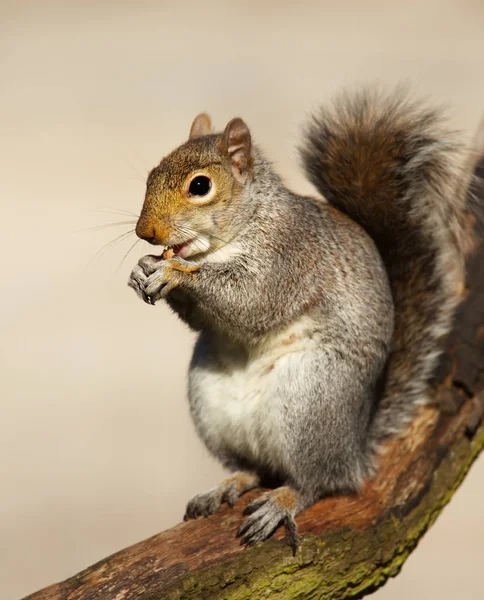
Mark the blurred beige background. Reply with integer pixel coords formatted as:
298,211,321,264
1,1,483,598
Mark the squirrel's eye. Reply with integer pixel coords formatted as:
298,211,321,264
189,175,211,197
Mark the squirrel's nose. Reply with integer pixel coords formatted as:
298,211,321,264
145,235,160,245
136,221,164,245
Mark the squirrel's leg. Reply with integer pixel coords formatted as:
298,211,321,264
235,347,377,551
236,486,309,553
184,471,260,519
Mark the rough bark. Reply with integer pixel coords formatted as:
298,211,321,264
22,240,484,600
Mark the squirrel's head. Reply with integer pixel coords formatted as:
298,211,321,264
136,113,253,258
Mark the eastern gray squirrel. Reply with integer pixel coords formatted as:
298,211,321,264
128,87,483,549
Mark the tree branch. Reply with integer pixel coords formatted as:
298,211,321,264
22,239,484,600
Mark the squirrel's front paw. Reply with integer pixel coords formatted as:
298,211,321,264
128,264,151,304
184,472,260,520
144,256,199,304
128,255,199,305
184,489,224,519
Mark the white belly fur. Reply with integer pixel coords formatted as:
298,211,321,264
188,315,319,474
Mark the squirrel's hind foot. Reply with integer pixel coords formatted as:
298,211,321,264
237,486,302,554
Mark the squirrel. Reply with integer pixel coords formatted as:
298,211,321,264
128,87,483,550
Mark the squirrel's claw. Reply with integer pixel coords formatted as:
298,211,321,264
144,257,199,303
184,490,223,519
128,265,152,305
184,472,260,520
128,255,199,305
237,488,300,554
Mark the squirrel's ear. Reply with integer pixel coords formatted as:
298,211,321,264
222,117,252,184
189,113,212,139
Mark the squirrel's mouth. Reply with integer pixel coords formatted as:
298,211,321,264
172,242,191,256
162,241,191,260
163,237,209,259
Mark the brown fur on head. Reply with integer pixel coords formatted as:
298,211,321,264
135,114,253,259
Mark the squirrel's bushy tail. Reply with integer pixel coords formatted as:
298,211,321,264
300,87,483,443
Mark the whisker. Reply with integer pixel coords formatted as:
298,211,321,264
168,225,205,256
183,235,204,255
82,220,138,233
176,224,231,250
106,205,140,218
129,164,148,183
87,229,135,267
117,238,142,272
178,224,230,247
175,227,207,253
174,226,197,244
123,147,151,181
94,207,140,218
